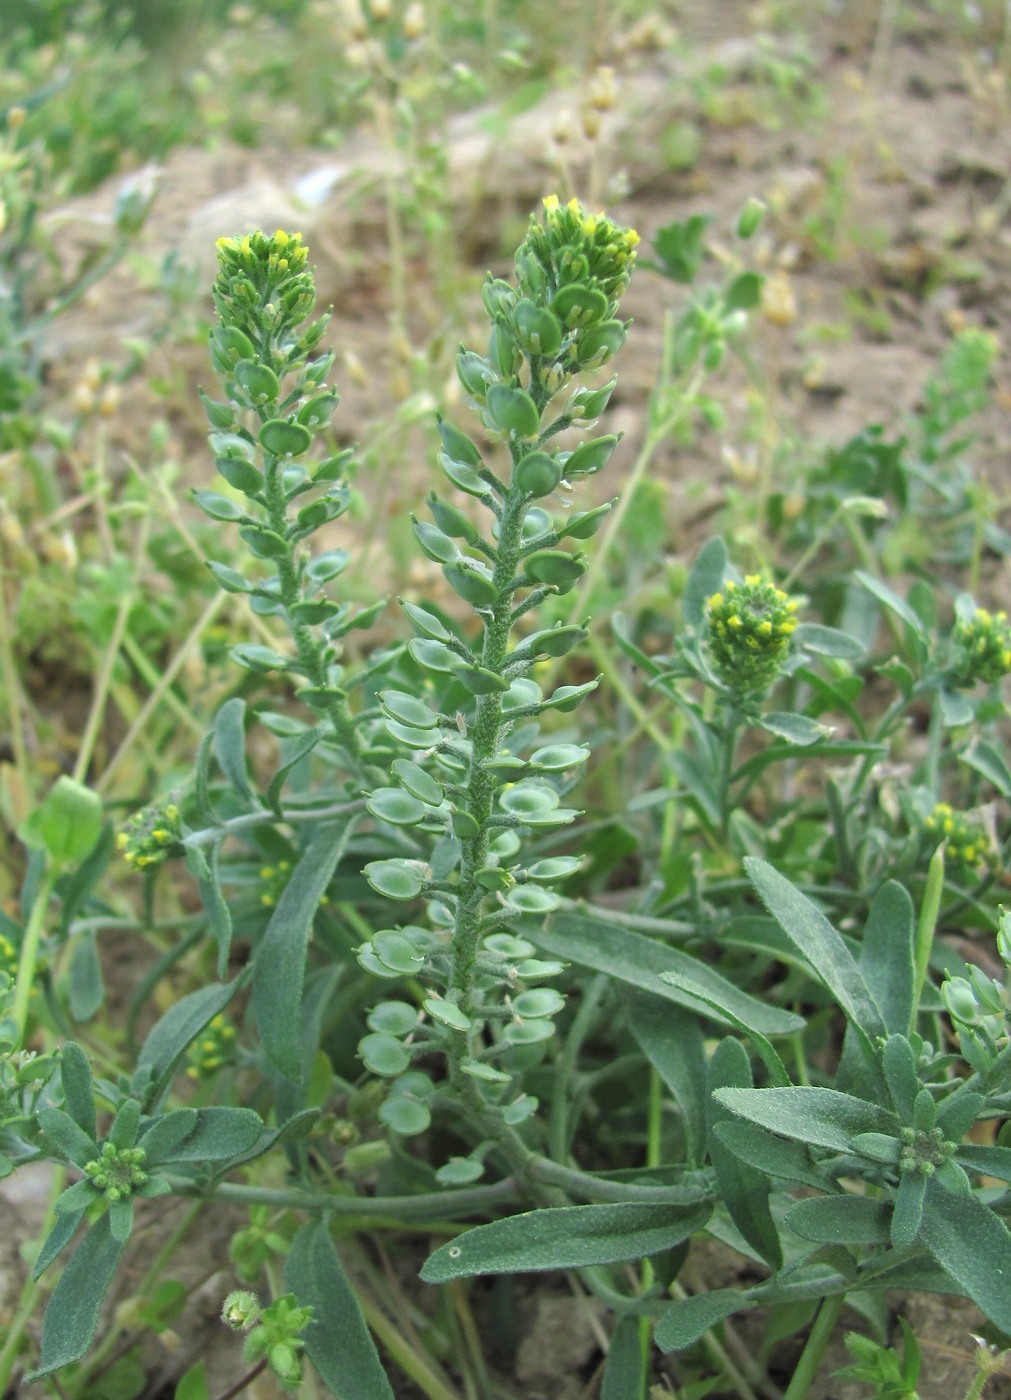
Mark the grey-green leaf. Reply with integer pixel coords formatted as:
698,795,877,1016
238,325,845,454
861,883,915,1037
786,1194,891,1246
252,819,357,1082
919,1178,1011,1333
654,1289,746,1353
68,931,104,1022
60,1042,96,1142
135,976,243,1110
601,1317,645,1400
37,1107,97,1168
714,1086,898,1154
420,1202,711,1282
531,915,804,1039
32,1210,86,1281
28,1215,127,1378
213,697,254,802
744,859,886,1042
620,988,707,1166
284,1220,394,1400
158,1107,263,1162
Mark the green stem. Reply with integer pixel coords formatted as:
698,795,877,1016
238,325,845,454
781,1293,845,1400
548,972,610,1164
181,797,364,848
262,455,362,762
170,1176,519,1217
12,865,59,1047
911,842,945,1031
0,533,31,819
359,1291,462,1400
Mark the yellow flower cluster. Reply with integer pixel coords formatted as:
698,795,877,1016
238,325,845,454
214,228,309,277
117,802,183,870
212,229,317,349
527,194,639,303
186,1013,238,1080
706,574,799,702
924,802,990,874
950,607,1011,687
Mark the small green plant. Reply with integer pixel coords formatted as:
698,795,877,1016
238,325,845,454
3,191,1011,1400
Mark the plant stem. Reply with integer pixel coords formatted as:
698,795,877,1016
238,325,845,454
911,842,945,1030
216,1357,268,1400
262,456,363,762
549,972,610,1164
0,532,31,820
12,864,59,1047
181,797,364,848
358,1290,463,1400
781,1293,845,1400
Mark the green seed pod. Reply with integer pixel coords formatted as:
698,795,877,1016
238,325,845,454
313,448,355,482
559,500,614,539
200,390,235,430
456,350,491,399
574,320,627,369
239,525,290,560
571,377,617,420
562,434,619,478
513,451,562,498
297,390,339,427
520,624,588,658
193,490,247,522
437,415,482,467
486,383,540,440
443,563,499,609
454,663,510,694
259,419,312,457
482,278,515,319
427,491,480,544
487,323,521,378
551,283,608,328
412,518,459,564
513,300,562,357
234,359,280,404
523,549,586,594
209,324,257,370
216,455,263,496
296,497,342,532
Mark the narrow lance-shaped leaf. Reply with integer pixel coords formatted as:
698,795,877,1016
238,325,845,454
60,1042,96,1142
135,975,244,1110
531,915,804,1039
744,859,886,1042
213,697,254,801
919,1177,1011,1334
860,882,915,1037
620,988,707,1166
27,1215,127,1379
251,818,357,1082
707,1038,782,1272
284,1220,394,1400
420,1202,712,1282
714,1086,898,1154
